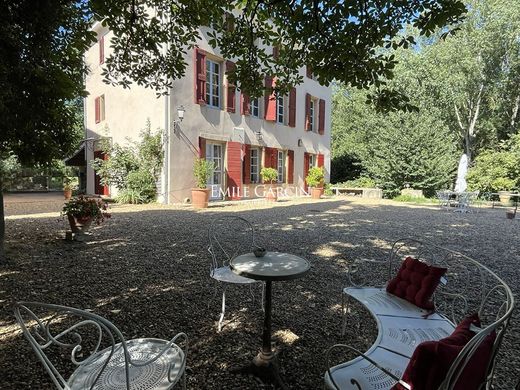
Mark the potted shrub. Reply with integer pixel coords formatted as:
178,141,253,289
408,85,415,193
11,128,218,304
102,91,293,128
306,166,325,199
192,158,214,209
260,167,279,202
63,181,73,200
63,196,111,233
494,178,515,204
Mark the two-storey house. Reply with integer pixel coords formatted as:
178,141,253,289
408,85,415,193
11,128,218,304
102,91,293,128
83,21,331,203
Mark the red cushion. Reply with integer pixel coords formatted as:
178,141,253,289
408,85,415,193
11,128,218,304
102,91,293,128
386,257,447,310
391,314,496,390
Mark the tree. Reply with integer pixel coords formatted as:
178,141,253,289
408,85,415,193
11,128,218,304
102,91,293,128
364,111,457,197
0,1,94,262
90,121,164,204
91,0,466,100
413,0,520,160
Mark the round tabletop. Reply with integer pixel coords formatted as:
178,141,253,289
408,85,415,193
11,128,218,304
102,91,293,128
230,252,310,281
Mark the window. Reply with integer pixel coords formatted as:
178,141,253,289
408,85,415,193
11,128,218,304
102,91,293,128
277,95,284,124
250,149,259,183
205,59,221,108
95,95,105,123
308,154,315,170
251,98,260,118
309,100,315,131
277,150,285,183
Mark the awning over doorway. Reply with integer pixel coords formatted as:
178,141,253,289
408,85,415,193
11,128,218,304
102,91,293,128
64,143,86,167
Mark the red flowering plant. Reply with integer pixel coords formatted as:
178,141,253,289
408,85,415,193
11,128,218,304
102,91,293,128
62,196,111,224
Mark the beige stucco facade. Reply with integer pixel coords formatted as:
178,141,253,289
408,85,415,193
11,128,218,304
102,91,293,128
85,23,331,203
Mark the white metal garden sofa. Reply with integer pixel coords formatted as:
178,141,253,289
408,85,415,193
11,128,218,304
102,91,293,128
324,238,514,390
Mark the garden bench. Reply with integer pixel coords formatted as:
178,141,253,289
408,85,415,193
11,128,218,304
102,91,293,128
331,187,383,199
325,238,514,390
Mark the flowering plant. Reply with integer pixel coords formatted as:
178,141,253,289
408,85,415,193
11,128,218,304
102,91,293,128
62,196,111,224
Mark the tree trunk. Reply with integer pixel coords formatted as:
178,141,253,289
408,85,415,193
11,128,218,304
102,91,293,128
0,173,5,264
511,95,520,130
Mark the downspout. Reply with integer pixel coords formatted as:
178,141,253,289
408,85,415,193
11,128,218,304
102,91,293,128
83,64,88,194
163,93,170,204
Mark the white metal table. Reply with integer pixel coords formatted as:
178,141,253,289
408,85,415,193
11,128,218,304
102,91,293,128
230,251,310,388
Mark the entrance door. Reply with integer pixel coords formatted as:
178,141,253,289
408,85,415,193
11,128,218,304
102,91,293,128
94,151,109,196
206,143,224,200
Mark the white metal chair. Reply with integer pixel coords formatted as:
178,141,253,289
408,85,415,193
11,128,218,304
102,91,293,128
436,190,452,211
208,215,263,332
453,191,479,213
14,302,188,389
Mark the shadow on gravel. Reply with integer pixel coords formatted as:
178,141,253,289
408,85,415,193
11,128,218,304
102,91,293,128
0,200,518,389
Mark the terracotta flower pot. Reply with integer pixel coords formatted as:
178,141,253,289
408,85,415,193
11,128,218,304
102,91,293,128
67,215,93,233
311,187,324,199
64,189,72,200
498,191,511,204
192,188,210,209
265,185,278,202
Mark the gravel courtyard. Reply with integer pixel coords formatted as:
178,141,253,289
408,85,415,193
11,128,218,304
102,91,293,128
0,197,518,389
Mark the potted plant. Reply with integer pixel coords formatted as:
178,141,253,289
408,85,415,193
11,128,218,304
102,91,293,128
494,178,515,204
306,166,325,199
63,182,73,200
63,196,111,233
192,158,214,209
260,167,279,202
63,178,77,200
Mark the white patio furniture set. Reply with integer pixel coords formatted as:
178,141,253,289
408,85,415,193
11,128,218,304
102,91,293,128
12,223,514,389
436,190,480,212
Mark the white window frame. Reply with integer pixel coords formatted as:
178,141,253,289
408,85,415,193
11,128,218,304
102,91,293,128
308,154,315,170
277,150,285,183
277,95,285,124
250,148,260,183
251,98,260,118
310,98,319,132
205,59,221,108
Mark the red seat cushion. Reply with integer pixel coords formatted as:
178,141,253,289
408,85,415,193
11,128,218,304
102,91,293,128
392,314,496,390
386,256,447,310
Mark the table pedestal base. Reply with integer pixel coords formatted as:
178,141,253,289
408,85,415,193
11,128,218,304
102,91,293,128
231,349,287,389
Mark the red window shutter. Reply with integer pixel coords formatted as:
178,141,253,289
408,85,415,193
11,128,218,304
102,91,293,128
241,93,251,115
243,145,251,184
227,141,242,199
263,147,272,168
198,137,206,158
305,93,311,131
95,97,100,123
264,77,276,121
288,88,296,127
272,149,278,173
273,46,279,60
318,153,324,167
226,61,236,113
287,150,294,184
318,99,325,134
306,65,312,78
99,35,104,65
194,48,206,104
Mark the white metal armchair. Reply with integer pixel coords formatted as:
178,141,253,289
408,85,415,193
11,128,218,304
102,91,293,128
208,215,263,332
14,302,188,389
